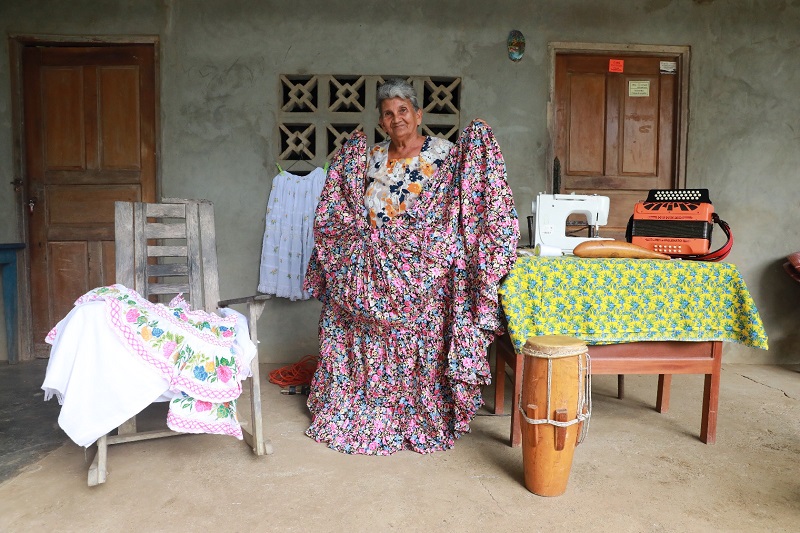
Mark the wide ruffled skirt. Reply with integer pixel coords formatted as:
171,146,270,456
305,303,485,455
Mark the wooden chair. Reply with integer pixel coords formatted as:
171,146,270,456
88,198,272,486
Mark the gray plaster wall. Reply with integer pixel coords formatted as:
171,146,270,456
1,0,798,364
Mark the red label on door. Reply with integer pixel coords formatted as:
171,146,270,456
609,59,624,73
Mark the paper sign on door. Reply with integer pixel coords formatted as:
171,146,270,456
628,81,651,97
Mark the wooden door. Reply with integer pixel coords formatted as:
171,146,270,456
22,44,157,356
554,53,683,240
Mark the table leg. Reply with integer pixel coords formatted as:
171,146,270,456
656,374,672,413
701,373,719,444
700,341,723,444
617,374,625,399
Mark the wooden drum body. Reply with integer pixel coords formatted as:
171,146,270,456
520,335,591,497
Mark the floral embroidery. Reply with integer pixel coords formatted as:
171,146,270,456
68,285,249,439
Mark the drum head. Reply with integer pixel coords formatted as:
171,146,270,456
523,335,587,358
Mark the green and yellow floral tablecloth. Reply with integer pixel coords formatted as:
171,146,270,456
498,256,768,353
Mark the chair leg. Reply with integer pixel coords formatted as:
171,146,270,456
246,354,272,455
88,434,108,486
243,299,272,456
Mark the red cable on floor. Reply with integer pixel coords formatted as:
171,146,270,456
268,355,319,387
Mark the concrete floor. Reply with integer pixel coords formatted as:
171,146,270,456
0,361,798,532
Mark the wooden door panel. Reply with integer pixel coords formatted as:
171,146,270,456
47,227,116,243
567,74,606,175
604,71,622,177
45,169,151,185
46,182,134,244
24,44,157,356
28,243,50,351
620,75,659,175
42,67,85,169
566,174,660,191
88,242,105,290
47,185,140,228
100,241,116,286
99,66,142,169
657,73,677,181
87,242,116,299
555,52,681,240
49,242,89,323
49,239,115,327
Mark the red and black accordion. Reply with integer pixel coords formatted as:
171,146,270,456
626,189,732,260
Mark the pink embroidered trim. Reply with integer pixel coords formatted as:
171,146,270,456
167,410,243,439
169,376,243,402
78,285,236,347
105,298,243,401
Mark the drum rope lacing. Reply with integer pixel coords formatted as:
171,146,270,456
517,345,592,444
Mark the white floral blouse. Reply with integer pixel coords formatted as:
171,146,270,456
364,136,454,228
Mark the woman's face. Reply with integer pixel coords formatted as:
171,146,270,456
378,97,422,141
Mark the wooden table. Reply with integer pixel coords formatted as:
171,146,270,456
493,333,722,446
494,255,768,447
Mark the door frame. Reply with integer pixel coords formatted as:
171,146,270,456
546,42,691,194
8,34,161,362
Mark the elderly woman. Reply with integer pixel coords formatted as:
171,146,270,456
365,79,454,228
304,78,518,455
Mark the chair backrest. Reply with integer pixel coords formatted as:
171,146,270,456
114,198,221,312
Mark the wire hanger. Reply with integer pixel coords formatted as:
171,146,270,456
285,158,301,171
279,149,320,175
287,148,310,172
276,150,328,175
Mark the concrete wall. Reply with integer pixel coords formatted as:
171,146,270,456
1,0,798,364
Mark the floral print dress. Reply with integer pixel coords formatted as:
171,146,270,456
364,136,453,228
304,120,519,455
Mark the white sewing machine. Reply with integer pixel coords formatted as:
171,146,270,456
532,193,612,254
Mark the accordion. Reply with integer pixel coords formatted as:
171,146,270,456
626,189,732,260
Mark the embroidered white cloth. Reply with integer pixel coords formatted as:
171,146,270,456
257,167,326,300
42,285,256,447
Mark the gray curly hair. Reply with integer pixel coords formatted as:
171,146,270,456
376,78,420,111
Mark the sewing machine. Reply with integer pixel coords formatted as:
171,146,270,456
532,193,612,254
